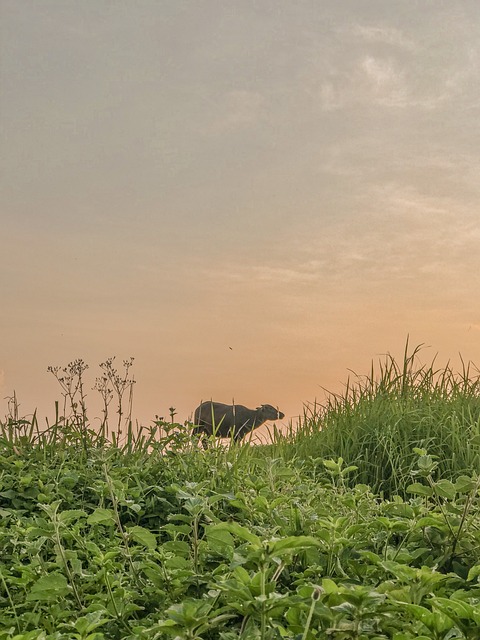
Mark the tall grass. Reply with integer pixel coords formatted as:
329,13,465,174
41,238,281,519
289,342,480,495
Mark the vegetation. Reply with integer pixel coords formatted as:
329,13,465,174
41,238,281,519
1,345,480,639
293,341,480,496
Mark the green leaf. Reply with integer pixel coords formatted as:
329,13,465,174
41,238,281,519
162,523,192,536
403,603,455,633
87,508,115,525
267,536,320,557
413,448,428,456
0,490,17,499
162,540,191,557
341,465,358,475
205,525,235,553
406,483,433,497
26,572,70,601
455,475,477,493
59,509,87,525
467,563,480,581
416,455,439,474
74,611,110,634
383,502,415,518
321,578,338,594
213,522,261,547
323,459,340,472
379,560,420,582
430,596,479,622
433,479,456,500
415,517,446,534
233,566,252,585
128,525,157,549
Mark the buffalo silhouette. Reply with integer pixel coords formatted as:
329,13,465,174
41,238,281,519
193,401,284,445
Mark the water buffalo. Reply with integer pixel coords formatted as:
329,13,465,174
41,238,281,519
193,401,285,445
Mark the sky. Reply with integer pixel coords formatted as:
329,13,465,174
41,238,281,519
2,0,480,432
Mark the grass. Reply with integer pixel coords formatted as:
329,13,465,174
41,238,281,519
1,343,480,639
290,341,480,495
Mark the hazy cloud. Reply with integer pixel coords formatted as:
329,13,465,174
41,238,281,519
202,179,480,296
349,24,418,51
313,53,417,112
310,12,480,113
316,53,454,111
361,54,408,106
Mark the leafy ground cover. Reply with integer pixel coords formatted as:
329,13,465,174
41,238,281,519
1,347,480,639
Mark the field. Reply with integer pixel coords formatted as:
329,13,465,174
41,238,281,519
1,346,480,639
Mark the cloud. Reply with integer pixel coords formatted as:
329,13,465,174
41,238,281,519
361,55,397,88
349,25,418,52
313,53,420,112
352,183,480,281
200,180,480,299
442,45,480,109
361,55,409,106
316,50,464,112
311,16,480,113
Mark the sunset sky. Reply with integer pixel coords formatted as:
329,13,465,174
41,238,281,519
2,1,480,430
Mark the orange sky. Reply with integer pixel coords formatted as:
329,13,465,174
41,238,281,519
2,1,480,430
